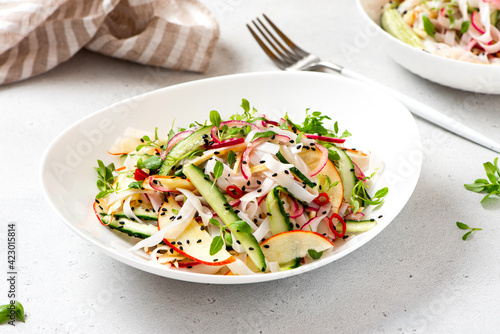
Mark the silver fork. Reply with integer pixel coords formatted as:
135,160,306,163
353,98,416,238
247,14,500,154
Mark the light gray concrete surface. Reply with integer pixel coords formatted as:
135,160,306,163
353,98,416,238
1,1,499,333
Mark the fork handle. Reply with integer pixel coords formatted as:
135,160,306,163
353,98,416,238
320,65,500,154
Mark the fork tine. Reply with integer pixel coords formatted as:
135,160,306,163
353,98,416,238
262,14,309,58
254,18,302,63
246,24,287,70
251,19,299,65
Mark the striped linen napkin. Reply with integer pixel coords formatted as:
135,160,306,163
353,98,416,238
0,0,219,85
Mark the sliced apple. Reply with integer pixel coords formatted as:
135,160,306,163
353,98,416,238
158,197,235,266
149,175,195,192
344,148,370,172
108,136,144,155
299,149,343,213
259,230,334,266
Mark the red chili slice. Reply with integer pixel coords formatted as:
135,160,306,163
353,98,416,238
313,192,329,206
134,168,149,181
328,213,346,238
226,185,243,199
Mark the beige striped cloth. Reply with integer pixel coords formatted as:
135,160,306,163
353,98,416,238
0,0,219,85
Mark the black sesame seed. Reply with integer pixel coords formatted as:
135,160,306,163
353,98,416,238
247,180,251,186
179,246,184,251
117,225,124,229
234,210,240,214
138,200,143,203
194,212,199,217
350,168,355,172
289,140,294,144
256,180,262,185
241,186,246,192
165,198,169,203
263,245,270,248
153,179,159,185
213,259,218,262
272,173,277,177
171,241,176,245
131,217,136,221
170,248,174,253
259,160,266,164
225,207,231,210
249,247,254,251
145,208,150,212
131,207,135,211
295,223,300,228
378,215,383,219
98,205,103,210
140,138,145,143
180,175,187,180
242,161,248,164
322,211,327,215
214,151,220,155
253,218,258,223
284,170,289,174
160,212,166,216
119,221,125,225
271,135,276,140
236,240,241,244
161,207,167,212
197,239,202,243
177,241,182,245
177,215,183,220
370,218,375,222
311,147,316,151
343,235,349,239
95,199,100,204
186,240,190,244
257,189,262,193
200,226,205,230
304,146,310,150
296,144,302,149
267,212,272,216
310,142,315,146
187,266,193,269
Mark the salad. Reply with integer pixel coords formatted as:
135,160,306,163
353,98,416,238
92,100,387,275
381,0,500,64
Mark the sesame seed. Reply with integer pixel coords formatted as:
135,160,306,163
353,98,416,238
138,200,143,203
257,180,262,185
343,235,349,239
289,140,294,144
310,142,315,146
284,170,289,174
296,144,302,149
267,212,272,216
378,215,383,219
170,248,174,253
177,215,183,220
247,180,251,186
197,239,202,243
98,205,103,210
179,246,184,251
153,180,159,185
140,138,145,143
271,135,276,140
186,240,190,244
162,208,167,211
242,161,248,164
236,240,241,244
253,218,258,223
213,259,218,262
200,226,205,230
260,160,266,164
370,218,375,222
95,199,100,204
187,266,193,269
145,209,150,212
311,147,316,151
295,223,300,228
160,212,166,216
322,211,327,215
272,173,277,177
177,241,182,245
249,247,254,251
214,151,220,155
263,245,270,248
171,241,176,245
119,221,125,225
257,189,262,193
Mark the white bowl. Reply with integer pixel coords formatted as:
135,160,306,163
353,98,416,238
357,0,500,94
40,71,421,284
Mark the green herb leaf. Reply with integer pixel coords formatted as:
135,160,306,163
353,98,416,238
223,232,233,245
212,161,224,187
172,208,179,215
422,15,436,39
227,150,236,168
252,131,277,141
137,155,162,171
461,20,471,34
210,110,222,129
209,218,221,227
456,221,482,240
0,301,25,324
209,235,224,256
94,160,116,199
464,158,500,202
308,249,323,260
447,9,455,28
128,181,143,189
241,99,250,113
228,220,253,234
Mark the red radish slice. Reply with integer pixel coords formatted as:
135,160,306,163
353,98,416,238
230,200,241,207
353,162,366,181
241,135,291,179
301,216,320,231
289,198,304,218
257,194,267,206
344,212,365,221
211,126,220,143
471,11,486,34
207,137,245,149
160,129,194,160
305,206,319,212
93,201,111,226
309,144,328,177
304,134,345,144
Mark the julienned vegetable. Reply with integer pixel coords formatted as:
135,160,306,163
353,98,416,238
381,0,500,64
92,99,388,275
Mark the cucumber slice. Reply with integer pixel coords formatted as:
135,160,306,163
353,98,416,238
266,186,293,235
328,146,357,204
275,151,316,188
159,126,212,176
100,205,157,221
183,163,266,272
336,219,377,234
381,8,424,49
101,215,159,239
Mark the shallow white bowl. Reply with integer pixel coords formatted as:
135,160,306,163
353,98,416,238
357,0,500,94
40,71,421,284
